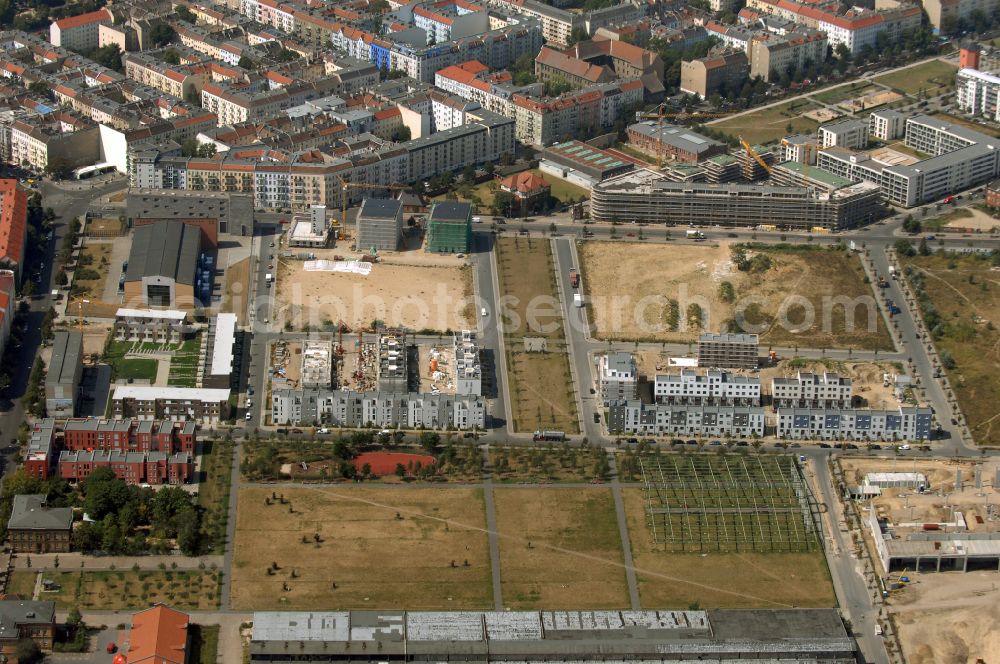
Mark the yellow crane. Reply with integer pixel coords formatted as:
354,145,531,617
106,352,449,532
739,136,772,175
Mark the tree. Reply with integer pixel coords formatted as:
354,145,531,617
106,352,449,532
27,80,50,97
894,239,916,257
238,54,255,70
175,5,197,23
419,431,441,452
149,23,175,47
492,190,516,217
462,165,477,182
87,44,123,72
83,468,131,521
918,236,930,256
390,126,411,142
162,49,181,65
902,215,921,234
45,157,73,180
395,463,406,478
15,639,41,664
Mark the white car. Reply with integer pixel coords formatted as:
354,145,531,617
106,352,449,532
899,444,911,451
318,427,330,434
245,412,252,420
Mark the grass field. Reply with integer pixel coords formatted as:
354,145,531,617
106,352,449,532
189,624,220,664
198,438,234,554
231,487,492,610
5,571,36,598
167,336,202,387
494,488,628,608
507,350,579,434
433,170,590,212
116,358,158,381
41,570,221,610
72,243,112,300
221,257,251,326
526,169,589,204
495,236,563,338
903,253,1000,445
621,488,836,608
580,241,893,350
489,444,606,483
874,60,958,97
709,100,821,145
811,82,875,105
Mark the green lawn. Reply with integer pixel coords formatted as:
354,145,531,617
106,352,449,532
167,334,203,387
874,60,958,97
710,100,821,145
811,82,875,105
189,624,219,664
526,169,589,204
198,438,234,554
117,358,158,381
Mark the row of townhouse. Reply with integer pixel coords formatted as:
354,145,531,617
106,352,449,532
608,403,767,438
744,0,921,55
59,450,195,485
777,407,933,441
111,386,231,424
818,114,1000,207
654,370,762,407
271,388,486,429
62,418,197,454
771,372,852,409
129,109,513,208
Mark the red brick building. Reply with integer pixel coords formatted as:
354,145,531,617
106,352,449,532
58,450,195,485
63,418,196,454
987,179,1000,209
24,420,55,480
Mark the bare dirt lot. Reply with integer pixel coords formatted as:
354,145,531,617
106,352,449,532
275,246,473,332
580,241,892,350
622,488,836,608
891,571,1000,664
231,487,492,610
763,358,913,407
494,488,629,609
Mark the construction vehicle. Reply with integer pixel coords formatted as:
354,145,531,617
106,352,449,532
686,230,705,240
569,268,579,288
574,293,584,307
739,137,772,175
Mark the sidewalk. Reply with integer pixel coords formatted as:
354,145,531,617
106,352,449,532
11,553,223,571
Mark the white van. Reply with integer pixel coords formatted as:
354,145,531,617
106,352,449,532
481,307,488,317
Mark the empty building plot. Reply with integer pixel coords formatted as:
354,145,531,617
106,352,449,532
639,455,822,553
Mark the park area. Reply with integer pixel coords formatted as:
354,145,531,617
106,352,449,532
496,236,579,434
71,242,113,301
231,487,493,610
902,252,1000,445
488,444,607,483
579,240,893,350
874,60,958,97
433,170,589,213
275,246,472,332
494,488,628,609
707,99,820,145
40,570,221,610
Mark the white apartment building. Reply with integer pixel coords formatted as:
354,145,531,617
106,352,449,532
777,407,933,441
956,68,1000,122
771,372,853,409
819,119,869,150
654,369,761,406
868,109,906,141
608,403,766,437
49,8,114,51
598,352,638,405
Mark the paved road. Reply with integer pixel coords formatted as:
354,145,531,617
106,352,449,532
549,237,589,438
812,458,889,664
481,447,503,610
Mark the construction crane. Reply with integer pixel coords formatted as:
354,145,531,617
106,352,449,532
333,174,412,239
634,107,733,167
739,136,772,175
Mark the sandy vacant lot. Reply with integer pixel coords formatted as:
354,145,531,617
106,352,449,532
276,246,472,332
891,571,1000,664
621,488,835,608
580,241,891,350
232,487,492,610
494,488,628,609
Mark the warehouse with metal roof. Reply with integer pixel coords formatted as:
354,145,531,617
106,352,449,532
124,221,203,310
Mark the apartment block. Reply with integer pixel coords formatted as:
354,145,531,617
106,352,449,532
819,118,870,150
111,386,231,423
777,406,933,441
749,30,828,82
0,180,27,281
654,369,761,406
608,402,766,437
869,109,906,141
680,51,748,99
271,389,486,429
772,372,853,409
922,0,1000,32
63,418,197,454
49,8,114,51
511,79,643,147
356,198,404,252
10,112,100,173
59,450,195,485
45,331,83,419
698,333,759,370
956,68,1000,122
597,352,638,406
626,122,727,164
114,308,189,344
24,420,55,481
